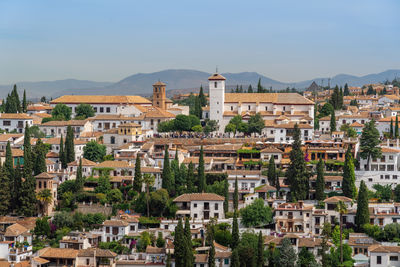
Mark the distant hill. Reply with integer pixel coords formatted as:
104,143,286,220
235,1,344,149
2,69,399,99
0,79,112,99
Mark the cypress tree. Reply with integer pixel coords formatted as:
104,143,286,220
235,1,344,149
396,116,399,138
248,84,253,93
315,158,325,201
65,126,75,163
355,180,370,230
198,145,206,192
194,96,202,119
208,239,216,267
4,141,14,180
267,156,276,186
19,175,37,217
161,146,172,193
257,231,264,267
23,124,32,178
344,83,350,96
231,211,239,250
233,177,238,210
257,78,263,93
0,165,10,215
187,162,195,193
133,156,142,192
75,158,84,192
330,110,336,133
342,147,356,199
286,124,309,201
173,219,185,267
223,178,229,213
199,85,207,107
184,217,194,267
390,118,394,138
339,87,344,109
33,138,47,176
12,162,22,211
166,252,171,267
12,85,21,113
22,90,27,113
59,135,67,169
231,249,240,267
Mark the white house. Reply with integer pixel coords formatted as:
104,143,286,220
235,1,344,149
370,245,400,267
0,113,33,133
173,193,225,220
39,120,93,138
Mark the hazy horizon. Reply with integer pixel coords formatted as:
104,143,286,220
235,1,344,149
1,0,399,84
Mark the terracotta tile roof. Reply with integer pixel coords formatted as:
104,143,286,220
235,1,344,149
223,111,238,116
224,93,313,105
174,193,224,202
260,147,283,153
46,151,59,158
141,106,175,119
41,119,87,126
182,157,212,164
32,112,52,118
68,158,97,166
33,257,50,264
4,223,29,237
0,113,32,119
226,170,261,175
11,149,24,157
274,123,313,129
95,160,133,169
350,122,363,127
153,81,166,86
43,137,87,145
141,167,162,173
103,220,129,227
310,175,342,182
0,133,23,142
318,116,330,121
77,248,117,258
145,246,165,254
324,196,352,203
51,95,151,105
370,245,400,253
381,147,400,153
255,184,276,192
88,114,133,121
35,172,56,179
46,159,55,165
120,122,141,127
195,254,208,263
208,73,226,80
39,247,79,259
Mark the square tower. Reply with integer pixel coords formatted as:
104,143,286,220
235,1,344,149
208,73,226,132
153,81,167,110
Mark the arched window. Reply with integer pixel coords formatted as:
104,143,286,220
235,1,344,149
214,82,218,88
110,136,115,144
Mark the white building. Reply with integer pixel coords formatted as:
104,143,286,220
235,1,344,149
173,193,225,220
39,120,93,138
208,72,314,133
0,113,33,133
370,245,400,267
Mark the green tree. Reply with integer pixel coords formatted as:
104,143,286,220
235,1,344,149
75,104,95,119
23,124,33,178
320,222,332,267
335,200,348,265
22,90,27,113
233,177,238,210
297,247,317,267
247,113,264,135
231,211,239,250
193,97,202,119
36,188,53,216
257,78,263,93
33,138,48,175
372,184,392,202
343,83,350,96
394,184,400,202
133,156,142,192
366,85,374,95
156,232,165,248
161,146,172,194
319,102,334,117
224,179,229,213
184,217,194,267
187,162,195,193
396,116,399,138
330,110,336,133
240,198,273,227
360,120,381,168
59,135,67,169
279,238,296,267
267,157,276,187
75,158,84,192
286,124,309,201
198,145,206,193
65,126,75,163
19,175,37,216
256,231,264,267
203,119,218,134
143,174,155,217
355,180,370,230
390,118,394,138
174,115,192,132
199,85,207,107
208,239,216,267
83,140,106,162
174,219,185,267
0,165,11,214
315,158,325,201
51,104,72,120
231,249,240,267
342,147,356,199
12,164,22,212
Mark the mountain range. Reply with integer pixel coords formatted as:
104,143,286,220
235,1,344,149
1,69,400,99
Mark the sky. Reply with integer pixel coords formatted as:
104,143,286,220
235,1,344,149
0,0,399,84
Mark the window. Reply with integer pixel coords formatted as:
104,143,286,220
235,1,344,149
388,165,395,171
94,107,97,112
390,256,398,261
214,213,219,218
214,82,217,88
100,107,104,113
248,105,251,110
38,181,42,188
389,155,394,160
106,227,110,233
86,259,90,265
110,136,115,144
394,175,398,180
385,175,390,179
98,123,102,128
283,107,286,111
194,203,197,208
381,156,386,162
3,121,10,126
215,203,218,210
194,213,197,218
224,259,229,265
130,225,135,231
231,106,233,111
164,225,168,230
106,107,110,113
377,255,381,264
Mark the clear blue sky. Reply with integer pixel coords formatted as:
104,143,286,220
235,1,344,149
0,0,399,84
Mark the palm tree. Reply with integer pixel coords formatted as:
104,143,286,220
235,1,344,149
142,174,155,217
36,189,53,216
335,200,348,264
